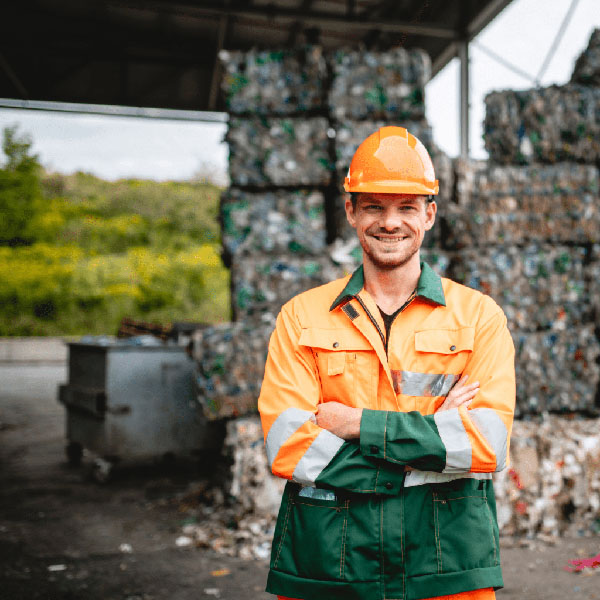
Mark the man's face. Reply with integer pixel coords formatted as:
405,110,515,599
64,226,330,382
345,192,437,270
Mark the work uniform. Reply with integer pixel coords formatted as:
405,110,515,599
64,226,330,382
258,262,515,600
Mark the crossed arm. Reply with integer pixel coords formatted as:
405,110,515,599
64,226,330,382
315,375,480,439
258,301,515,493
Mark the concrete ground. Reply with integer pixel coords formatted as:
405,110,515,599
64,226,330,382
0,363,599,600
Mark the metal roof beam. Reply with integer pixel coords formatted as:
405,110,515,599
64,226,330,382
466,0,513,40
111,0,457,38
0,98,227,122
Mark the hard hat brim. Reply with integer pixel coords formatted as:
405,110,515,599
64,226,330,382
343,178,439,195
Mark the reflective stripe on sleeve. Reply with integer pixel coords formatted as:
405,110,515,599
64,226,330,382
433,409,472,472
404,470,492,488
392,371,460,397
265,407,316,467
292,429,345,486
469,408,508,472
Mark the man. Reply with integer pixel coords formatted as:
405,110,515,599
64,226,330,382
258,126,515,600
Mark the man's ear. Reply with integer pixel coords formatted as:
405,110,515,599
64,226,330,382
345,194,357,228
424,200,437,231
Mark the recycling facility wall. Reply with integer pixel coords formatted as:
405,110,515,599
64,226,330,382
192,33,600,541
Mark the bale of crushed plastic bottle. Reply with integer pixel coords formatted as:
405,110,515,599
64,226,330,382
220,188,327,260
226,117,332,187
588,244,600,321
219,46,327,115
449,244,590,333
329,47,430,121
231,253,346,321
193,320,275,420
442,162,600,249
512,325,600,417
484,85,600,165
571,28,600,87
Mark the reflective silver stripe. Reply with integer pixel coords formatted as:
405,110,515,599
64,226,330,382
469,408,508,472
299,486,337,501
434,409,472,472
292,429,345,486
265,407,315,467
393,371,460,397
404,470,492,488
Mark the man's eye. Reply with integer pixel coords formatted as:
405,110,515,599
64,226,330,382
366,205,382,210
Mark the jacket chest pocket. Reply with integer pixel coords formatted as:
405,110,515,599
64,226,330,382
432,479,499,574
299,328,377,408
410,327,475,411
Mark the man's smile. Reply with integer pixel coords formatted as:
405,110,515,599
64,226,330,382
372,234,410,243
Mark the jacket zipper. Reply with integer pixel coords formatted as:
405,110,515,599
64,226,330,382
354,291,416,357
354,295,386,349
385,291,417,355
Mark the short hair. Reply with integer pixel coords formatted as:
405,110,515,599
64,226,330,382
350,193,434,209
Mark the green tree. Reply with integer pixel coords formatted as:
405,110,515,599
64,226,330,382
0,125,42,244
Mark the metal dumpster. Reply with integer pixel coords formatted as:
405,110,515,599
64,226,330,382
58,340,221,480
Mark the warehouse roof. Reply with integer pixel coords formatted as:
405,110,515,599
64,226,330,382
1,0,513,113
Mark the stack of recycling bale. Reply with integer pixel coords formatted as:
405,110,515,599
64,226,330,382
194,45,452,419
450,28,600,420
194,48,334,419
221,47,334,325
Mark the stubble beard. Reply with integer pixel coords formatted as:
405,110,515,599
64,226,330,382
358,231,420,271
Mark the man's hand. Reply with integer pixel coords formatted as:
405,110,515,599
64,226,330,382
316,401,363,439
436,374,479,412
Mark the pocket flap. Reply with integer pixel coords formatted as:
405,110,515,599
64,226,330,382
299,327,372,351
415,327,474,354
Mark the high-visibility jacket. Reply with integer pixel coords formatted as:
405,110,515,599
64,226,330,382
258,262,516,600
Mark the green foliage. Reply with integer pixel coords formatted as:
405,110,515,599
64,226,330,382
0,125,43,243
0,126,230,335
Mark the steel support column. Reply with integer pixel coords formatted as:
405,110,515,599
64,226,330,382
458,39,469,159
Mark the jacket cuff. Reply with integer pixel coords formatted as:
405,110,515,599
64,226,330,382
360,409,405,495
360,408,388,458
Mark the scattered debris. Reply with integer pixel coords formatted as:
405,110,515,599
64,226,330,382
565,551,600,573
210,569,230,577
47,564,67,572
494,417,600,538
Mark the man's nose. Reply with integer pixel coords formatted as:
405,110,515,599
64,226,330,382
379,208,404,230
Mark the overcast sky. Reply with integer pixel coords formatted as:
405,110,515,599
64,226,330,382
1,0,599,182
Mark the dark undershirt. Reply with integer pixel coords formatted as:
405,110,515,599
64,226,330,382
378,306,404,340
377,289,418,347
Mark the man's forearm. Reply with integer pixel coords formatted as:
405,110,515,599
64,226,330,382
315,402,363,439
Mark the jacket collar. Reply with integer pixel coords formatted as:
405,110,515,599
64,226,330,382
329,261,446,311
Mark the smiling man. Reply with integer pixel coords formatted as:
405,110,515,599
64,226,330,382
258,126,516,600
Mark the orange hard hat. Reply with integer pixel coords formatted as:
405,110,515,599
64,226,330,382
343,126,439,195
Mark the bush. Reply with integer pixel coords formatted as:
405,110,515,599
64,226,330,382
0,126,230,335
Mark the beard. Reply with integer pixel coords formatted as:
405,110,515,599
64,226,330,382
358,229,421,271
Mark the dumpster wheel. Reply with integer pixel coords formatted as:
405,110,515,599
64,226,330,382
66,442,83,466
